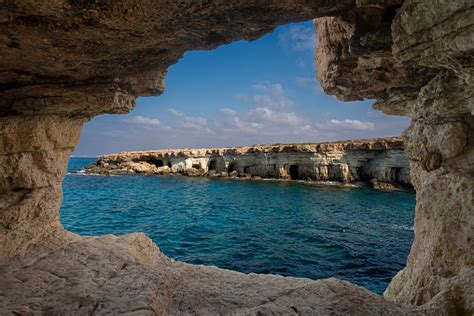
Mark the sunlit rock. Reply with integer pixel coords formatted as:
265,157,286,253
86,138,412,189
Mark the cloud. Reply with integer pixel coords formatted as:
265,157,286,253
167,108,184,116
219,108,237,116
249,107,306,126
278,24,317,52
252,82,284,95
91,83,399,154
214,83,328,142
239,81,295,109
252,94,295,109
212,103,314,142
123,115,161,126
325,119,376,131
178,116,208,131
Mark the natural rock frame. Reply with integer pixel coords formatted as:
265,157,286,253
0,0,472,314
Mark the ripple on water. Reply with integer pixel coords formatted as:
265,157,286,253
61,157,415,294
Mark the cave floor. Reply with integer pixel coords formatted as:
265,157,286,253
0,232,445,315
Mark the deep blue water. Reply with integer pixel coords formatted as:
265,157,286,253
61,157,415,294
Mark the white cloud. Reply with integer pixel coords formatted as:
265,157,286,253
219,108,237,116
252,82,284,95
250,107,306,126
278,24,317,52
326,119,376,131
167,108,184,116
106,84,391,152
123,115,161,126
239,81,295,109
178,116,208,130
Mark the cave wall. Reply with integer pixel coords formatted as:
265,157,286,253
314,0,473,311
0,0,472,313
0,115,85,262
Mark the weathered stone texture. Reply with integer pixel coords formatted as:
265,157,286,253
314,1,474,312
0,0,352,116
384,73,473,312
0,115,85,261
0,233,456,315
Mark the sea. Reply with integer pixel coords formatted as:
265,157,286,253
61,157,415,294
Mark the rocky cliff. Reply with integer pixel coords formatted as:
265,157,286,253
87,138,411,189
0,0,472,315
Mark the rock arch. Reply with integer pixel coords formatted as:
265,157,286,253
0,1,472,314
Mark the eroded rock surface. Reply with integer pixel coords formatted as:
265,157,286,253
314,1,474,313
0,233,454,315
86,138,411,189
0,0,473,314
0,115,85,262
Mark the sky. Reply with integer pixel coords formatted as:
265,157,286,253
74,21,409,156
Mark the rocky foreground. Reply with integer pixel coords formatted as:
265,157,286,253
85,137,412,189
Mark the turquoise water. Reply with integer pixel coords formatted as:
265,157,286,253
61,157,415,294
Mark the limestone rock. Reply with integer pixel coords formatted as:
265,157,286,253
0,1,353,117
86,138,412,189
0,233,454,315
229,170,238,177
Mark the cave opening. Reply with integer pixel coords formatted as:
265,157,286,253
227,162,237,173
58,17,415,306
383,4,402,23
356,163,371,181
208,160,217,171
149,158,164,167
390,167,401,183
289,165,299,180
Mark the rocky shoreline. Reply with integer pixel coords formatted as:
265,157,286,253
85,137,412,190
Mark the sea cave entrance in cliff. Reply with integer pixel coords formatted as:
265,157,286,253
390,167,401,183
208,160,217,171
289,165,300,180
149,158,164,168
227,162,237,174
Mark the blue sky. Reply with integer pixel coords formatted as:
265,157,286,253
74,21,409,156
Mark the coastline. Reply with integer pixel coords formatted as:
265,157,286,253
84,137,412,190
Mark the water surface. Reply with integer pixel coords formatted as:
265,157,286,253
61,157,415,294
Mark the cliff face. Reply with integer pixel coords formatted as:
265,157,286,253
88,138,411,189
0,0,473,315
